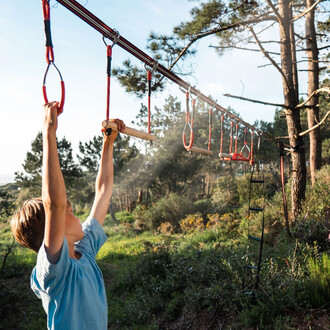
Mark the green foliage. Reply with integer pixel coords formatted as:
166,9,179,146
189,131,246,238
322,138,330,164
292,165,330,250
0,190,15,222
238,242,329,329
15,132,82,201
180,213,205,233
112,59,164,97
132,193,194,231
306,252,330,306
115,211,134,224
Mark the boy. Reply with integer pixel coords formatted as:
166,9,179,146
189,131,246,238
11,101,125,329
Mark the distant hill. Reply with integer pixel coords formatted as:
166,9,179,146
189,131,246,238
0,182,20,196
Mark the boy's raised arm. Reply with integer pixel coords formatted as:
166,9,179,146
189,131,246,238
90,119,125,226
42,102,67,264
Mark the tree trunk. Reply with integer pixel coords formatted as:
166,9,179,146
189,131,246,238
138,188,143,203
305,0,321,185
108,197,117,222
278,0,306,221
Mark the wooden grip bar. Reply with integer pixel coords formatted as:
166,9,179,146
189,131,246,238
188,146,213,156
102,120,156,141
219,152,233,158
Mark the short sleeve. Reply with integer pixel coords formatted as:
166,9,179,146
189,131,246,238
75,216,107,257
31,238,71,295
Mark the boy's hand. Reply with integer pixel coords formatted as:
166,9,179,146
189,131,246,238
106,119,126,143
43,101,60,133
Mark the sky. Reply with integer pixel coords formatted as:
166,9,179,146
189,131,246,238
0,0,311,184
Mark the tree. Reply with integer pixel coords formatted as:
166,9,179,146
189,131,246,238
15,132,82,201
78,133,140,212
305,0,321,185
113,0,329,222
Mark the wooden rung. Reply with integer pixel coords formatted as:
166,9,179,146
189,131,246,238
248,235,261,242
249,207,263,212
218,152,232,158
187,146,213,156
102,120,156,141
251,180,264,183
246,265,258,270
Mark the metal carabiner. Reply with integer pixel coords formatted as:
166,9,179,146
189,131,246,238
241,128,250,159
102,29,120,47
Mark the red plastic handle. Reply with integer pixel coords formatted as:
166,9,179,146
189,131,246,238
43,80,65,116
231,153,250,162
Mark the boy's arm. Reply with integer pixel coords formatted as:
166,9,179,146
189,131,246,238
42,102,67,264
90,119,125,226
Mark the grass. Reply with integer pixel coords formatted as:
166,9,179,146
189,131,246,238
1,217,329,329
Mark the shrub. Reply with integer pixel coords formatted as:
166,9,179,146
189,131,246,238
193,199,214,223
306,252,330,306
132,204,149,231
206,212,240,235
180,213,205,234
292,165,330,250
133,193,194,232
115,211,134,224
211,176,239,212
157,222,175,235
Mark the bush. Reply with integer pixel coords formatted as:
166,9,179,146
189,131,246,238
157,222,175,235
115,211,134,224
132,193,194,232
306,252,330,306
180,213,205,233
292,165,330,250
193,199,214,223
211,176,239,212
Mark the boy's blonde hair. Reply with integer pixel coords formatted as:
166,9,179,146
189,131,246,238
11,198,45,253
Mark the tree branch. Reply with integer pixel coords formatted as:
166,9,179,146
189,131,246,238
292,0,323,22
167,15,277,72
296,87,330,109
249,26,290,89
265,0,282,22
276,110,330,139
209,44,281,55
224,93,285,107
297,45,330,52
224,89,329,110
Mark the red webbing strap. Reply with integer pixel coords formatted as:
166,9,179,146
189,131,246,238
183,91,194,150
147,70,152,134
250,131,255,165
279,143,291,236
219,115,224,155
208,108,212,151
229,121,234,154
234,123,239,154
42,0,54,63
106,45,112,121
42,0,65,115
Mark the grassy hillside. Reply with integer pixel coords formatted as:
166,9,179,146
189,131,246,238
0,167,329,329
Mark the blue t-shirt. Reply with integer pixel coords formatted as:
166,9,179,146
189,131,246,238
31,217,108,330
